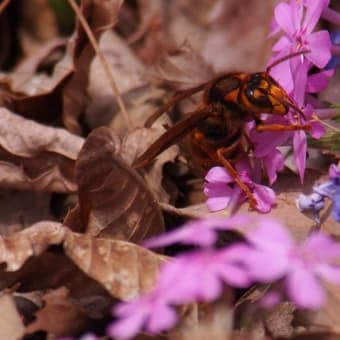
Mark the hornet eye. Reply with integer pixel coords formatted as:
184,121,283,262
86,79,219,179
246,74,272,108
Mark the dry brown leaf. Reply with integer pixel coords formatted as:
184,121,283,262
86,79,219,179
62,0,124,134
86,30,147,133
0,221,161,304
122,127,180,202
65,127,165,241
19,0,59,56
0,1,120,129
150,43,214,89
25,287,90,337
0,250,115,321
263,302,295,338
0,108,83,192
201,0,276,72
0,293,25,340
63,230,164,300
0,221,65,271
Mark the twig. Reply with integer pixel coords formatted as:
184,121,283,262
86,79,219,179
67,0,133,131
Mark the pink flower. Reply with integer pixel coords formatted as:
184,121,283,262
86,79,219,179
244,221,340,308
110,215,340,338
109,245,251,339
204,165,276,213
270,0,331,92
143,215,250,248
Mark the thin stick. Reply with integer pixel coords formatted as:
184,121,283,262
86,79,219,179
0,0,11,14
67,0,133,131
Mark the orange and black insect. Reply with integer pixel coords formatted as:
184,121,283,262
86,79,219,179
133,52,311,209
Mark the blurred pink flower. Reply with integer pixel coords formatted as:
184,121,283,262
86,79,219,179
143,215,250,248
244,220,340,308
109,245,250,339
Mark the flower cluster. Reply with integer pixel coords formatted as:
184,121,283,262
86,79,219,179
205,0,340,213
109,216,340,339
297,164,340,224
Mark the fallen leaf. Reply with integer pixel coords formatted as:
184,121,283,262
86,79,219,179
0,221,65,271
63,230,165,300
62,0,125,134
25,287,90,337
150,43,213,89
0,222,158,308
201,0,276,72
263,302,295,338
0,293,25,340
85,30,147,134
65,127,165,241
122,127,180,202
0,108,83,192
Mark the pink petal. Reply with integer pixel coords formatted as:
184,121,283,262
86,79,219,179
205,166,233,183
244,248,289,281
269,58,294,93
291,61,308,106
204,181,233,197
303,0,329,34
286,268,325,309
293,131,307,183
247,218,294,252
303,232,340,261
272,36,291,52
206,196,231,211
263,149,284,184
307,69,334,93
307,31,332,68
195,270,223,300
253,184,276,213
317,265,340,283
108,307,148,339
147,304,177,333
274,2,295,36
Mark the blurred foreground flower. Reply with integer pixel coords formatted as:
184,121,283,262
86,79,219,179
245,220,340,308
109,216,340,339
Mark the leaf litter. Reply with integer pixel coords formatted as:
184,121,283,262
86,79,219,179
0,0,339,339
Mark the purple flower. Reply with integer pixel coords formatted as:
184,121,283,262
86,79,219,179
297,164,340,223
270,0,331,92
204,165,276,213
244,220,340,308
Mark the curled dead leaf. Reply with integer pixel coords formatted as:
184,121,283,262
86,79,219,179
0,108,83,192
65,127,165,241
63,229,164,300
0,221,65,271
62,0,125,134
150,43,213,89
